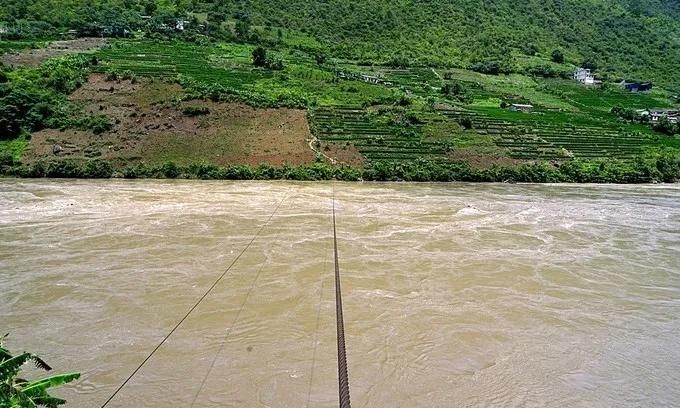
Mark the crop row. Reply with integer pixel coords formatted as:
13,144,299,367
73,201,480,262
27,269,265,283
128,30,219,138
312,107,448,161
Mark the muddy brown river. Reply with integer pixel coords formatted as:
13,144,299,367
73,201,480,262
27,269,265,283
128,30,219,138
1,180,679,407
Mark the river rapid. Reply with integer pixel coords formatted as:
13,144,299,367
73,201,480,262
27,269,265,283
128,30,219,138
1,180,679,407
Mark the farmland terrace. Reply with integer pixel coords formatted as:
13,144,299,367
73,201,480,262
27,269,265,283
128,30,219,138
1,38,679,181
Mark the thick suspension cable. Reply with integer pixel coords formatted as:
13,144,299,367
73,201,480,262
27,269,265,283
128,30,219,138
332,195,351,408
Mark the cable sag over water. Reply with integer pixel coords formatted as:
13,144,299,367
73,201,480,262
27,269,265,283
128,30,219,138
100,192,289,408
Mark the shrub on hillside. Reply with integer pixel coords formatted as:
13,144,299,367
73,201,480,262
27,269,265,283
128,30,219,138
653,117,680,136
85,114,113,134
470,61,512,75
182,106,210,116
440,81,473,103
551,50,564,64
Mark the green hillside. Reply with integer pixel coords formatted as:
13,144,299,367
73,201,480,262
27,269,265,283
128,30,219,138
1,0,679,182
1,0,679,85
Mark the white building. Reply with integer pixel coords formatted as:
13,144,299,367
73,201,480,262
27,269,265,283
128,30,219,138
510,103,534,113
574,67,595,85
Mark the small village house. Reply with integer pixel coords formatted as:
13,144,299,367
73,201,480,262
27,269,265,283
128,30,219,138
574,67,595,85
175,19,191,31
622,81,653,92
336,71,392,86
510,104,534,113
359,74,392,86
637,109,680,124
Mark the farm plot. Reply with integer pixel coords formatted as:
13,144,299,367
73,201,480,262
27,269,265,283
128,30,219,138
312,106,449,161
95,41,271,88
438,108,653,161
376,68,442,95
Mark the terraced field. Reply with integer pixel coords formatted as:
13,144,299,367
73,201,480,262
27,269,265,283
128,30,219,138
92,42,674,165
312,106,449,161
437,108,652,161
95,41,271,88
311,104,656,163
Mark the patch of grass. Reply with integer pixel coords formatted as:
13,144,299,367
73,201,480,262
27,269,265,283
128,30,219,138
0,134,30,164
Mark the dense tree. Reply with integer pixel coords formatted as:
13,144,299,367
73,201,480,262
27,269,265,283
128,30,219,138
234,13,250,41
551,50,564,64
252,46,267,67
143,0,157,16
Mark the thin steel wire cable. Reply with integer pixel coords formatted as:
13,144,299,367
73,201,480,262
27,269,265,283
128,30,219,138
332,193,351,408
189,245,273,407
100,192,289,408
305,206,333,408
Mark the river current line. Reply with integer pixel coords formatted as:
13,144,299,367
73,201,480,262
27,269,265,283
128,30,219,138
100,192,289,408
333,193,352,408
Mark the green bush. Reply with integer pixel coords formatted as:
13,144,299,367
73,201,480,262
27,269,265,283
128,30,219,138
182,106,210,116
161,161,181,178
0,151,14,166
551,50,565,64
441,81,473,103
105,69,120,81
85,115,113,134
0,55,92,138
84,159,114,178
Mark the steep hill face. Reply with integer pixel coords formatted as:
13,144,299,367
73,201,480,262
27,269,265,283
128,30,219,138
243,0,680,85
1,0,678,86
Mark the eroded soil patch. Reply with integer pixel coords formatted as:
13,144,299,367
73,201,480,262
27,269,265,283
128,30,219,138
25,74,316,167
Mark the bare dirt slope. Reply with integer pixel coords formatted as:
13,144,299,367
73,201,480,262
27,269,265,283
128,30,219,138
25,74,317,167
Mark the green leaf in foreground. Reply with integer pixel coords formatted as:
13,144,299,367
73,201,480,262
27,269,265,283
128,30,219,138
0,334,80,407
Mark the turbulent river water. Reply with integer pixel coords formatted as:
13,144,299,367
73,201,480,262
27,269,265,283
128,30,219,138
1,179,679,407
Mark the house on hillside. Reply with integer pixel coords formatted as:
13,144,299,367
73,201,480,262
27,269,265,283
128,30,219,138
359,74,393,86
638,109,680,123
336,71,393,86
510,103,534,112
574,67,595,85
622,81,653,92
175,19,191,31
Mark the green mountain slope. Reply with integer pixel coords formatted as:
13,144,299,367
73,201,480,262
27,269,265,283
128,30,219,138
244,0,680,86
1,0,679,86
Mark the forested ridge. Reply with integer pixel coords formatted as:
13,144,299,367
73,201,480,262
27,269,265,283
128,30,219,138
1,0,679,86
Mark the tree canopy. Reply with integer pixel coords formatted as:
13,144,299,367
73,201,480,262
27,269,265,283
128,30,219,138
1,0,679,84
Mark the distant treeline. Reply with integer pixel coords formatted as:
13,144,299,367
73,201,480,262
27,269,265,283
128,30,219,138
2,153,678,183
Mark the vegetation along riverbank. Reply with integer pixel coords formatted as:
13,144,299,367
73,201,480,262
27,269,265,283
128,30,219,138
1,0,679,183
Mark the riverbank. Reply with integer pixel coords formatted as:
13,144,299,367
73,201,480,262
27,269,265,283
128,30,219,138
1,154,678,183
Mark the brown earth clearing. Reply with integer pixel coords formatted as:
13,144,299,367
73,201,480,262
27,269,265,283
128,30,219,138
25,74,318,167
0,38,106,67
320,142,366,167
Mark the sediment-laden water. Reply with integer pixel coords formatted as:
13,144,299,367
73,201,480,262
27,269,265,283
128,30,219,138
1,180,679,407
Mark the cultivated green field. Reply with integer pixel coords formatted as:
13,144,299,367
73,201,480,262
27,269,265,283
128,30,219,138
0,40,45,53
76,39,680,164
